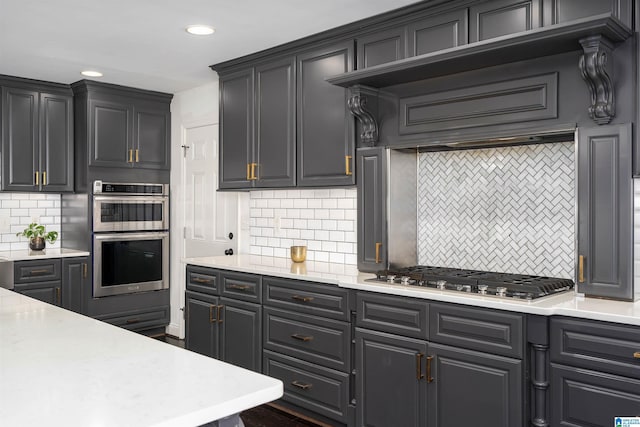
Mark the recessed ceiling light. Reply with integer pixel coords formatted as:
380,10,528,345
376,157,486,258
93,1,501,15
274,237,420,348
186,25,215,36
81,70,103,77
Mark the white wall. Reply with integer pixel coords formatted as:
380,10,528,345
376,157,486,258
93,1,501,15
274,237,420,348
168,80,219,338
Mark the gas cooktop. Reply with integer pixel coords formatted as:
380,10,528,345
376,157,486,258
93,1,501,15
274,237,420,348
368,266,574,300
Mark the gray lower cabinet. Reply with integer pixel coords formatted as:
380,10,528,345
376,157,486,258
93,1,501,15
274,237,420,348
297,41,355,187
576,124,634,300
357,148,387,272
185,266,262,372
1,80,73,192
550,317,640,426
13,257,89,313
355,292,524,427
262,276,353,426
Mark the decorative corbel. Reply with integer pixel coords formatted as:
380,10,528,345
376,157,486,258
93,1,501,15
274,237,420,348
578,35,615,125
347,85,379,146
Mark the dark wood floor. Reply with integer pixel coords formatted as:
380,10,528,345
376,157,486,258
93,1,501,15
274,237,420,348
154,335,323,427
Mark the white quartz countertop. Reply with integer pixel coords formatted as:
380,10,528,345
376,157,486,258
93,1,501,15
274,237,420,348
184,255,640,326
0,248,90,261
0,288,283,427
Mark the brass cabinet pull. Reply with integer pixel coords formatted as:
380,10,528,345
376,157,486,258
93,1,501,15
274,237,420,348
29,269,50,275
128,149,133,163
375,242,382,264
192,277,212,284
251,162,258,180
634,352,640,359
209,305,217,323
246,163,251,180
291,334,313,342
426,356,434,383
34,171,39,186
345,155,353,176
55,287,61,304
83,263,88,279
416,353,425,380
126,318,141,324
292,295,314,303
578,255,585,283
135,149,139,163
42,171,47,186
217,305,223,323
291,380,312,390
228,284,251,291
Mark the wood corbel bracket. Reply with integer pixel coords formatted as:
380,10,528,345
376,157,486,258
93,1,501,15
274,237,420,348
347,85,380,146
579,35,615,125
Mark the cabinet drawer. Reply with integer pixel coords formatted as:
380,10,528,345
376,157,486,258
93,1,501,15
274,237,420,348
429,303,524,358
264,350,350,424
550,363,640,426
220,270,261,303
550,317,640,379
263,277,350,320
14,259,61,283
264,307,350,372
186,265,219,295
356,291,429,339
97,306,170,331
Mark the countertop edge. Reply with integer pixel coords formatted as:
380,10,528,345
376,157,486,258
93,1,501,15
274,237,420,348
184,255,640,327
0,248,91,261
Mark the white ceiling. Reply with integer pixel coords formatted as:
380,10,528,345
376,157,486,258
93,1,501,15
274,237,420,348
0,0,419,94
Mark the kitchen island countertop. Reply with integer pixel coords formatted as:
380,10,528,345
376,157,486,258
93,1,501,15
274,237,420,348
184,255,640,327
0,287,283,427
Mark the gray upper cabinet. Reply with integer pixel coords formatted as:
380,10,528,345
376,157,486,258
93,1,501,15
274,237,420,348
407,9,469,56
72,80,172,176
297,41,355,187
357,27,406,69
577,124,634,301
219,57,295,189
219,68,254,189
1,82,73,192
470,0,542,42
542,0,633,28
357,148,387,272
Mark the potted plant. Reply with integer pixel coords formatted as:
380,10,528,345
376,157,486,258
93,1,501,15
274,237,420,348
16,223,59,251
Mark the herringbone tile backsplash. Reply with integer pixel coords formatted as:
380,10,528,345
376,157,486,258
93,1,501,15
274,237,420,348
417,142,575,279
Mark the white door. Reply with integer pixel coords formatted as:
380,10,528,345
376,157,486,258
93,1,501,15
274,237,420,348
183,124,237,257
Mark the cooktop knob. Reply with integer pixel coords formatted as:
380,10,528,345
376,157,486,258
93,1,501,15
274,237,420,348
462,285,471,292
478,285,488,295
400,276,411,285
436,280,447,290
387,275,396,283
496,286,507,297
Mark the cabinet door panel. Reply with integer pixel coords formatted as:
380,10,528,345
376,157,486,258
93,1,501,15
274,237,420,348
577,124,633,300
1,87,38,190
62,257,89,314
219,297,262,372
357,148,387,272
470,0,541,42
407,9,468,56
134,103,170,170
255,57,296,187
40,93,73,191
185,291,219,358
357,27,405,68
219,69,254,189
550,364,640,426
355,328,427,427
15,281,60,306
427,343,523,427
297,41,355,187
543,0,632,27
89,98,131,168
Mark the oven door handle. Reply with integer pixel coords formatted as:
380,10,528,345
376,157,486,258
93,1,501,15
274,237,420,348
93,231,169,242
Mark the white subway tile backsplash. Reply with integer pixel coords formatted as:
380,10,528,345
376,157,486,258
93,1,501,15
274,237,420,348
249,188,357,265
0,193,62,250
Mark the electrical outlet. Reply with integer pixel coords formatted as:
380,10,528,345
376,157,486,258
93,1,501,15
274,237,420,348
0,216,10,233
274,215,281,233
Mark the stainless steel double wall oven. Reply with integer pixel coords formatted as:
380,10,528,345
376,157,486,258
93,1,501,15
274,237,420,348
92,181,169,297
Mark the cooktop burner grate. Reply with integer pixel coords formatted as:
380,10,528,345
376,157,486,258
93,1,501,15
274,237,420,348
370,266,574,300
